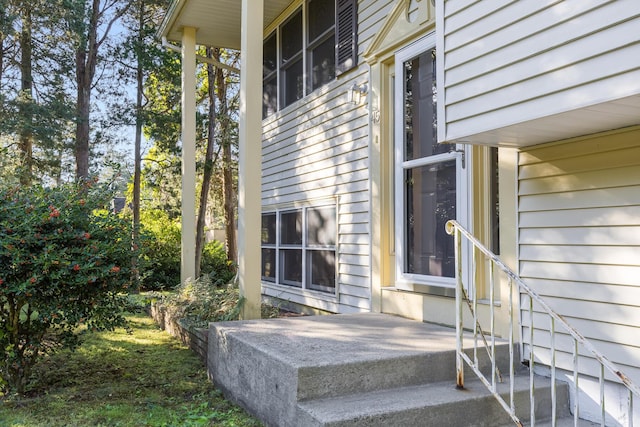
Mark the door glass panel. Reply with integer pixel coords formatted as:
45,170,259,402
400,45,457,280
405,160,456,277
403,49,451,161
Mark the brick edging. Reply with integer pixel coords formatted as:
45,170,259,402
149,303,208,365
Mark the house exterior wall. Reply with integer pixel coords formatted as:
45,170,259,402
518,127,640,420
437,0,640,145
260,0,396,313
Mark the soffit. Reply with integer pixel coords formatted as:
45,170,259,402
159,0,293,49
446,95,640,148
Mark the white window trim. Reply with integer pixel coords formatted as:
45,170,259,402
393,33,470,292
261,201,339,297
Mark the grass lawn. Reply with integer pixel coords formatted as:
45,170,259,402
0,313,262,427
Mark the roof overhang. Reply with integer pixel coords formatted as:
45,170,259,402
446,95,640,148
159,0,292,49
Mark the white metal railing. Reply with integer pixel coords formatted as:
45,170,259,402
445,220,640,426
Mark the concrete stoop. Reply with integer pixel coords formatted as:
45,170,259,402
207,313,580,427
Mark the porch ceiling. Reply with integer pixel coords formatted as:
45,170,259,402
159,0,292,49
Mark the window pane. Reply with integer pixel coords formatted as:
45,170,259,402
308,0,335,42
282,59,303,108
307,206,336,246
263,75,278,118
405,160,456,277
404,49,450,161
261,213,276,244
263,32,277,77
310,37,336,91
280,210,302,245
261,248,276,282
281,10,302,62
307,250,336,292
280,249,302,286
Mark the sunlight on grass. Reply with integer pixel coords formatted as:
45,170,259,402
0,313,262,427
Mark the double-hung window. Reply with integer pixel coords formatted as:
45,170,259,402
261,205,337,294
263,0,358,118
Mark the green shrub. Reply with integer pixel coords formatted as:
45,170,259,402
162,276,244,329
200,240,235,286
139,210,235,290
159,276,282,330
138,209,180,290
0,182,137,394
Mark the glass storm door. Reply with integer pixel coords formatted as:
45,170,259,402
395,35,468,292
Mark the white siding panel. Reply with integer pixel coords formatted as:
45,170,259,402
518,132,640,383
519,186,640,212
258,0,400,314
447,20,640,104
446,1,621,69
520,226,640,247
520,245,640,267
339,244,368,256
520,261,640,288
522,278,640,308
522,311,640,350
440,0,640,142
520,205,640,228
519,165,640,196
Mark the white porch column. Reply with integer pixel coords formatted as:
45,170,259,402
180,26,197,285
238,0,263,319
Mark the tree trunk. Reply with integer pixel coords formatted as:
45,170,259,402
74,0,100,180
131,0,144,286
74,0,131,180
18,4,33,186
195,47,219,278
218,61,237,270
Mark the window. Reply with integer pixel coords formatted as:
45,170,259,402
262,0,358,118
261,205,337,293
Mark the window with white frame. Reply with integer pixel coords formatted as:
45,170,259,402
261,205,337,293
263,0,358,118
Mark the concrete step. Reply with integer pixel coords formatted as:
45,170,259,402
297,375,571,427
296,342,516,401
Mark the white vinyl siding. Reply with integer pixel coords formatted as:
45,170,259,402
518,128,640,385
437,0,640,145
261,0,396,313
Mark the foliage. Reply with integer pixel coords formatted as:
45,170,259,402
158,277,281,330
138,208,181,290
200,240,236,285
0,181,137,394
161,277,244,329
0,313,262,426
138,209,235,291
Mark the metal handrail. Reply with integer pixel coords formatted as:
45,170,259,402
445,219,640,426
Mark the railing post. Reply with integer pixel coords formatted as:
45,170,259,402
450,222,464,390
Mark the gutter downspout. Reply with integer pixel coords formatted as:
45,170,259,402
162,36,240,74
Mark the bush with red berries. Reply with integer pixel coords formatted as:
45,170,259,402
0,182,138,394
